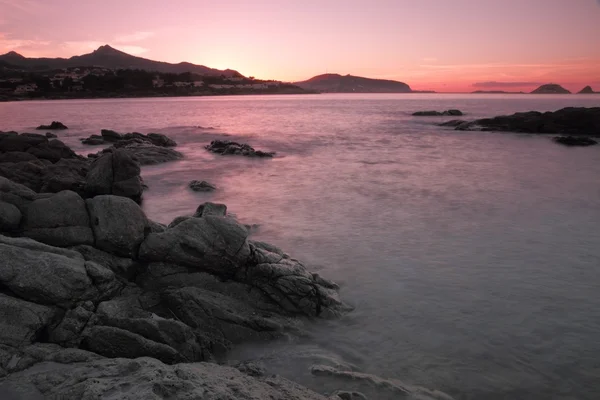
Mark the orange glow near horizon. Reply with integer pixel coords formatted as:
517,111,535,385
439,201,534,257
1,0,600,93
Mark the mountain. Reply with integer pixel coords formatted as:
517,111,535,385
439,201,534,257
578,86,597,94
0,45,242,77
294,74,411,93
530,84,571,94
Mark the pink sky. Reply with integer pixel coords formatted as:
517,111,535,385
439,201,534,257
1,0,600,92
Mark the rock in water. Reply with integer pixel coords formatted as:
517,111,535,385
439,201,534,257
552,136,598,146
35,121,68,130
205,140,275,157
189,180,216,192
194,202,227,217
85,149,143,202
413,110,463,116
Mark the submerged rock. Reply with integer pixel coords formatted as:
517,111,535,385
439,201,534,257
454,107,600,135
413,109,463,116
205,140,275,157
189,180,216,192
552,136,598,146
35,121,68,130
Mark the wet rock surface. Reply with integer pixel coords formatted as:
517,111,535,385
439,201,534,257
552,136,598,146
206,140,275,157
35,121,68,130
413,109,463,116
189,180,216,191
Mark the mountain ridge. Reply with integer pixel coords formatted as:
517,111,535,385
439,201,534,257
0,45,242,77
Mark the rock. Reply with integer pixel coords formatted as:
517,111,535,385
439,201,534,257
21,190,94,247
0,201,21,232
147,219,166,233
331,391,368,400
47,303,94,347
86,195,148,257
71,244,139,279
85,149,143,202
189,180,216,192
530,83,571,94
100,129,122,142
0,356,330,400
108,142,184,165
147,133,177,147
205,140,275,157
0,234,84,261
439,119,468,128
0,176,37,211
413,110,463,116
0,151,38,163
26,139,79,163
45,132,57,138
455,107,600,135
167,215,191,228
35,121,68,130
0,294,56,347
578,86,596,94
139,216,250,275
82,326,185,364
0,240,117,306
552,136,598,146
0,132,47,152
81,135,105,145
194,201,227,217
40,158,89,194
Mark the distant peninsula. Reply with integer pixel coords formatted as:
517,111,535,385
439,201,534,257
0,45,312,101
530,84,571,94
294,73,412,93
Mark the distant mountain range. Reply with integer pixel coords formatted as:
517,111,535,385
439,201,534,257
0,45,242,77
294,73,412,93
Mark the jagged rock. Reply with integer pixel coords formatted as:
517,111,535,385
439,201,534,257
45,132,57,138
413,109,463,116
82,326,185,364
0,355,331,400
35,121,68,130
109,142,183,165
85,149,143,202
0,238,119,306
21,190,94,247
26,139,79,163
205,140,275,157
552,136,598,146
194,201,227,217
455,107,600,134
146,133,177,147
71,245,139,279
40,158,89,194
139,216,250,275
48,302,94,347
189,180,216,192
0,294,56,347
81,131,177,148
86,195,148,257
0,201,20,232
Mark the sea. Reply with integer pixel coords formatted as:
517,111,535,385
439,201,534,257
1,93,600,399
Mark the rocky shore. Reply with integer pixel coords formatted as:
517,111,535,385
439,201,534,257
0,128,380,399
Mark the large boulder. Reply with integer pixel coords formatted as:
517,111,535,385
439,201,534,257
0,133,47,152
0,201,20,232
0,239,119,306
48,302,95,347
26,139,79,163
86,195,148,258
21,190,94,247
0,355,331,400
0,176,37,211
71,245,139,279
0,294,56,347
138,216,250,275
110,142,183,165
85,149,143,202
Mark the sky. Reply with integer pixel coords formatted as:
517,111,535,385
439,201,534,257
1,0,600,92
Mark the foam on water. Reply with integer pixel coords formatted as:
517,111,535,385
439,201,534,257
1,94,600,399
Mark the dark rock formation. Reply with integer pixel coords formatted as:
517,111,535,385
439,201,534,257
85,149,143,202
205,140,275,157
45,132,57,138
413,109,463,116
81,130,177,147
35,121,68,130
454,107,600,135
552,136,598,146
578,86,597,94
189,180,216,192
530,84,571,94
109,142,183,165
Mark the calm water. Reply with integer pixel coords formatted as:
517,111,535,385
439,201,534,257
1,94,600,399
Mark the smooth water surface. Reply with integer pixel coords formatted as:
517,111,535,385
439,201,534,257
1,94,600,399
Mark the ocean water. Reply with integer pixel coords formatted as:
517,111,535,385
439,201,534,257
1,94,600,399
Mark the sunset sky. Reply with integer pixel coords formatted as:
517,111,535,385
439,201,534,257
1,0,599,92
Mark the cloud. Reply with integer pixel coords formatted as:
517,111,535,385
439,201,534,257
422,57,438,62
472,81,543,88
0,32,51,53
114,31,154,43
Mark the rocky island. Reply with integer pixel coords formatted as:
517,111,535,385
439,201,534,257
530,84,571,94
578,86,598,94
